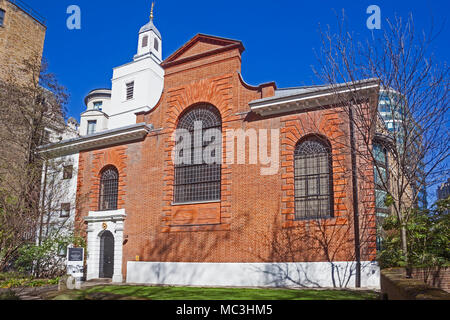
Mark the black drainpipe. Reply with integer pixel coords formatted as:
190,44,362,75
349,105,361,288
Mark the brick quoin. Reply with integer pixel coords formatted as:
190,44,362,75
75,34,378,279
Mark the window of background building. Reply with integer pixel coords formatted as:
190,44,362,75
63,165,73,180
0,9,5,27
154,38,159,51
126,81,134,100
87,120,97,135
294,137,334,220
373,142,390,250
93,101,103,110
60,203,71,218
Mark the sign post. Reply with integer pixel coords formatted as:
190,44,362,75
66,247,84,288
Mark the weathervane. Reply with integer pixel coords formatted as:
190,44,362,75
150,2,155,21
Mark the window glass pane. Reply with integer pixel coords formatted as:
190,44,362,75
93,101,103,110
307,177,318,196
320,177,329,194
306,156,316,173
375,189,388,209
142,36,148,47
373,143,386,163
0,10,5,26
87,120,97,135
63,165,73,179
295,179,306,197
375,167,387,185
60,203,70,217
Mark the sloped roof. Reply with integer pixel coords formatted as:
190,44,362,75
161,34,245,68
139,20,161,38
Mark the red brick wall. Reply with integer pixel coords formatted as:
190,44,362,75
75,36,378,279
411,267,450,293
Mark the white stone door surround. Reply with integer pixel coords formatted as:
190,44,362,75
84,209,126,283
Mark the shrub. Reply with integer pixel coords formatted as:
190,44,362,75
378,197,450,269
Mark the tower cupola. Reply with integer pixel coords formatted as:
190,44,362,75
134,2,162,63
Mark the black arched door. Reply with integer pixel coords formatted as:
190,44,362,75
99,231,114,278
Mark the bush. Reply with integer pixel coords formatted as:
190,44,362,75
14,234,85,279
378,197,450,269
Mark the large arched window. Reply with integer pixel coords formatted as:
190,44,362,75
174,104,222,203
294,136,333,219
99,166,119,211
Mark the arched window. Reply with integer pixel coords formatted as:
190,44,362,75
174,104,222,203
99,166,119,211
294,136,333,219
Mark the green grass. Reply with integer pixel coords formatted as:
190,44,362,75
55,285,380,300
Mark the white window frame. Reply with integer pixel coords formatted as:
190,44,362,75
87,120,97,135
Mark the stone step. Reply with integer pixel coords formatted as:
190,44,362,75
85,278,112,283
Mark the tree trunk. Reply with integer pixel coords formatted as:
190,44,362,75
401,225,412,278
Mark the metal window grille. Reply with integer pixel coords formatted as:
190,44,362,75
126,82,134,100
99,167,119,211
174,105,222,203
294,137,333,220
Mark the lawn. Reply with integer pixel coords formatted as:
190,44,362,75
53,285,380,300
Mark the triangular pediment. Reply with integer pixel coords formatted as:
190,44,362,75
162,34,244,67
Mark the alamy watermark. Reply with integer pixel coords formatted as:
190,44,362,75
366,5,381,30
66,5,81,30
171,122,280,176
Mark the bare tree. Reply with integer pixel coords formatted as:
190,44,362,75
0,53,68,272
313,12,449,276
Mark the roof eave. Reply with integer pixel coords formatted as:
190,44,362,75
38,123,152,157
250,79,380,116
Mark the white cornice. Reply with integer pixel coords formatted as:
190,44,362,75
85,209,126,223
38,123,152,157
249,79,380,116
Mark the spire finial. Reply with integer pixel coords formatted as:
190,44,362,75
150,2,155,21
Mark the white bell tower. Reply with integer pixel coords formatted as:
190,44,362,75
134,2,162,63
102,1,164,130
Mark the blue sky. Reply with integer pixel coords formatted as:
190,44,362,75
32,0,449,120
27,0,448,202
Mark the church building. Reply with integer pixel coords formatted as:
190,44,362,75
40,7,381,288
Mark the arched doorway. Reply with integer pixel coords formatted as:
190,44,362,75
99,231,114,278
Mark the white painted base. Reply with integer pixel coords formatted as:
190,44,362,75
126,261,380,289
